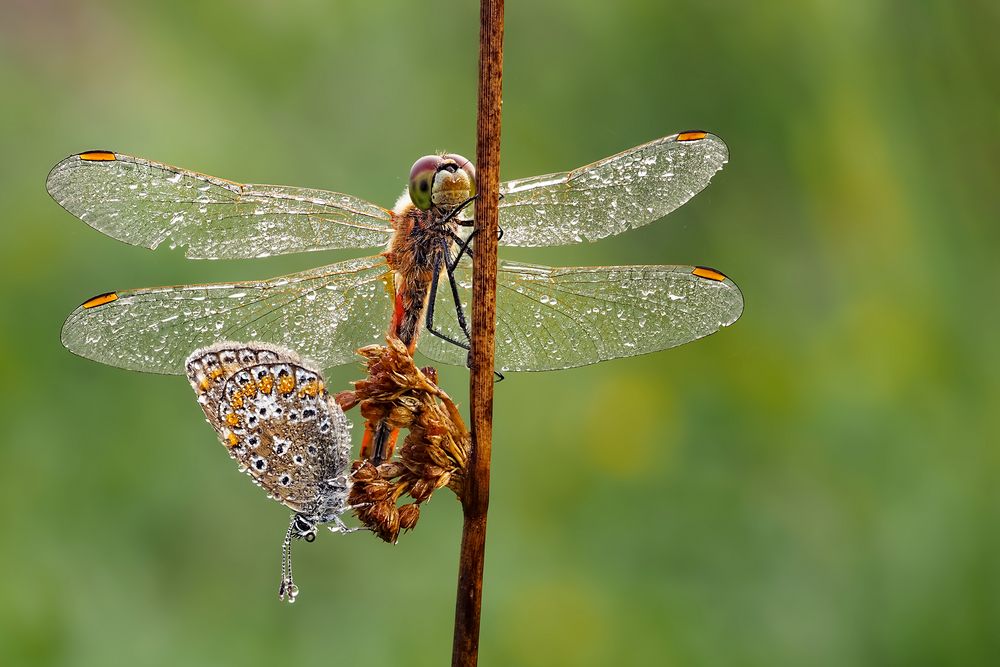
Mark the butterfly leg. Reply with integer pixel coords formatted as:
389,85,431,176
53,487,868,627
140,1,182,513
328,513,364,534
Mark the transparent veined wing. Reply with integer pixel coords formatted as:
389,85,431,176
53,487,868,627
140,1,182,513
460,131,728,247
418,258,743,371
46,151,394,259
61,255,395,374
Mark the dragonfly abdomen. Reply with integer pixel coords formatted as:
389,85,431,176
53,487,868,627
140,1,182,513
390,266,434,351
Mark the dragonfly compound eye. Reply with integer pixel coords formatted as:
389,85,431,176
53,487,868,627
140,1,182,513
408,155,443,210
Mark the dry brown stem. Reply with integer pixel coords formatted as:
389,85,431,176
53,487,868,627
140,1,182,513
452,1,504,664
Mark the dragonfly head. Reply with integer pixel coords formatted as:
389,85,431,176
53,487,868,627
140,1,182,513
408,153,476,212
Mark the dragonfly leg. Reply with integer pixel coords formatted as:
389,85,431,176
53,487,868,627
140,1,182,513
442,242,506,383
447,223,504,270
455,191,505,239
453,225,503,241
443,245,472,342
440,194,478,225
425,250,473,353
447,228,477,270
488,363,505,383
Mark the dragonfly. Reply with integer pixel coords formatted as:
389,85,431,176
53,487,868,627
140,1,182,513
49,130,743,458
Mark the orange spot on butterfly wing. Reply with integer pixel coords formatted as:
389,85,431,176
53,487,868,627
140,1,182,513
298,380,321,398
277,375,296,395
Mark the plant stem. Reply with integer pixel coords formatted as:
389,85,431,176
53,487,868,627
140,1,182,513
451,1,503,665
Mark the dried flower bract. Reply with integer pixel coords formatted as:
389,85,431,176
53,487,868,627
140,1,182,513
343,338,470,542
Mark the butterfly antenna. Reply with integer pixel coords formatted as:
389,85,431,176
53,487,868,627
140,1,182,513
278,517,299,603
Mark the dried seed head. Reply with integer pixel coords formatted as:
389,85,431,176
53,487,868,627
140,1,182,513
351,460,379,483
409,479,435,503
359,402,390,423
343,338,472,541
399,503,420,531
377,462,406,478
377,505,401,543
388,405,415,428
334,390,359,411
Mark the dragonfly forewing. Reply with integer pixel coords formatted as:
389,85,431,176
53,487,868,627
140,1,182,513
465,131,728,247
46,152,394,259
418,258,743,371
61,255,395,374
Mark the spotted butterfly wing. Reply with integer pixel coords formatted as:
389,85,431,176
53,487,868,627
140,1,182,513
185,342,352,518
185,342,353,601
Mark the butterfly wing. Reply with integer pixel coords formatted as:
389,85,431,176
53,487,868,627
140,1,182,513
186,343,352,517
46,151,394,259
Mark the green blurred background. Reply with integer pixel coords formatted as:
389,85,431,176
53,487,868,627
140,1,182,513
1,1,997,665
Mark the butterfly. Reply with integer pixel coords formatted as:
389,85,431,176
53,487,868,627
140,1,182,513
185,342,355,602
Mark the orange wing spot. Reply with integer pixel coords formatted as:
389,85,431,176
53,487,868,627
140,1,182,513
198,377,212,393
230,393,244,409
299,380,321,398
79,151,116,161
277,375,296,395
225,432,239,448
258,374,275,394
241,382,258,399
225,412,240,427
81,292,118,309
207,368,223,380
692,266,728,282
676,131,708,142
